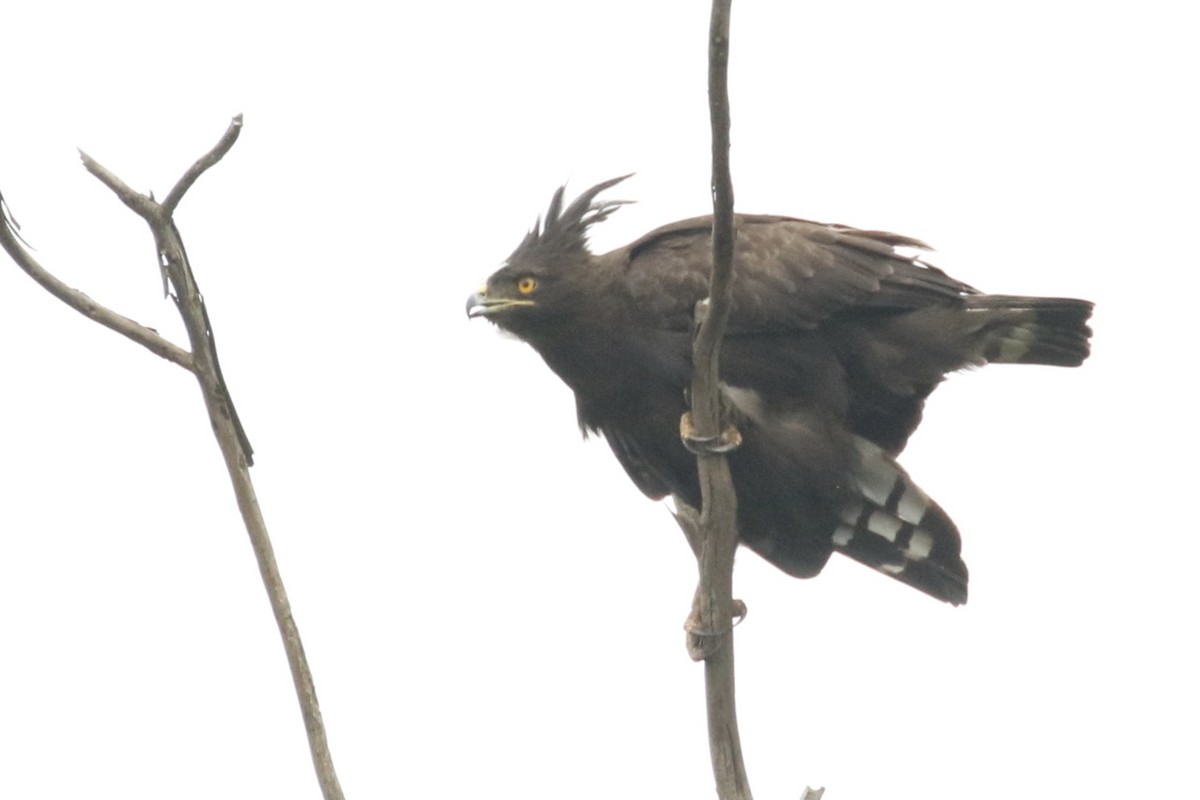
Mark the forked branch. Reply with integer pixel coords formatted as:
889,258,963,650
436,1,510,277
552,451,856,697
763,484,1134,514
1,116,344,800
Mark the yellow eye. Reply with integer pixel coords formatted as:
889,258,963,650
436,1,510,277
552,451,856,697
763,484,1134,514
517,277,538,295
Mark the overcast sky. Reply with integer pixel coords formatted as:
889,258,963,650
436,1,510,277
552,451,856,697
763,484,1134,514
2,2,1196,798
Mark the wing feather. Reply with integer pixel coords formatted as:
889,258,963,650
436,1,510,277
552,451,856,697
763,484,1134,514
619,214,972,332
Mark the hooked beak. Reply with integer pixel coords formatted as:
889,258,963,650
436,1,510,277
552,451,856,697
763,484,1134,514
465,291,488,318
465,286,534,318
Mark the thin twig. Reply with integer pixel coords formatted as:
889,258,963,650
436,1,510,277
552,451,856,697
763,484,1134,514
686,1,752,798
78,149,159,218
162,114,243,215
0,201,193,370
79,149,174,296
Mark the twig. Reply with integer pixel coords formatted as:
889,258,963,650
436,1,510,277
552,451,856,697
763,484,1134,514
684,1,752,798
1,117,345,800
162,114,243,215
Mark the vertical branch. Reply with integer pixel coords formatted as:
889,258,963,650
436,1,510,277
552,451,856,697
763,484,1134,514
684,1,752,798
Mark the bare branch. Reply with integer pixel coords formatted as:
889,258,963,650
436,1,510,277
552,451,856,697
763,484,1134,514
0,197,193,370
684,1,752,798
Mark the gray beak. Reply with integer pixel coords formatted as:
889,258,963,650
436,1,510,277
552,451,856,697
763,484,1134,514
466,291,487,318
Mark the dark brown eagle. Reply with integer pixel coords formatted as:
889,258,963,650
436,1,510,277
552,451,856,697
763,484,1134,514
466,176,1092,605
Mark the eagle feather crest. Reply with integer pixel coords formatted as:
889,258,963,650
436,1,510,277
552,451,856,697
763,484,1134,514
509,174,634,264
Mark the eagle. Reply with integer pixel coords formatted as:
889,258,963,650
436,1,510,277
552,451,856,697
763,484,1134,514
466,176,1092,605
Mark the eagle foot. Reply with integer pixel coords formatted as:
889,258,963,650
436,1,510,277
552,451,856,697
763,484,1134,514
679,412,742,456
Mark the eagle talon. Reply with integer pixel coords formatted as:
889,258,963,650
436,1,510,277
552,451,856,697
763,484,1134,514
684,600,748,637
680,412,742,456
684,600,748,661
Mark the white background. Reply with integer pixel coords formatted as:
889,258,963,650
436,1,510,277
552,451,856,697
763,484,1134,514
2,2,1196,798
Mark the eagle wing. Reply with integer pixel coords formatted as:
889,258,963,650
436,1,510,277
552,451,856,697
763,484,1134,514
616,214,981,456
619,214,976,333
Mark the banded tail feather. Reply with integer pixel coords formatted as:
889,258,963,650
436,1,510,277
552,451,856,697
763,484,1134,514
833,439,968,604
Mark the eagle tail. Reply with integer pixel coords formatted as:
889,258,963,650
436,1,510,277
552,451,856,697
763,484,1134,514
967,295,1094,368
727,393,969,604
831,438,969,605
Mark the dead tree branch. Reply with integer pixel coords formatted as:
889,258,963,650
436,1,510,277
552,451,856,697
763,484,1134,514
1,116,345,800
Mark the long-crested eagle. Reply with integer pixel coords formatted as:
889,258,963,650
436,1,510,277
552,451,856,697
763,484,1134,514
466,176,1092,605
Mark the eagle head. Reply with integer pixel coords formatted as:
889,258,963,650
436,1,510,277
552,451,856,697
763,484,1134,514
466,175,634,335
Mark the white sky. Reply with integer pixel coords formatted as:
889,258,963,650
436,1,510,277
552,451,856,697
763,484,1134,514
2,2,1196,798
